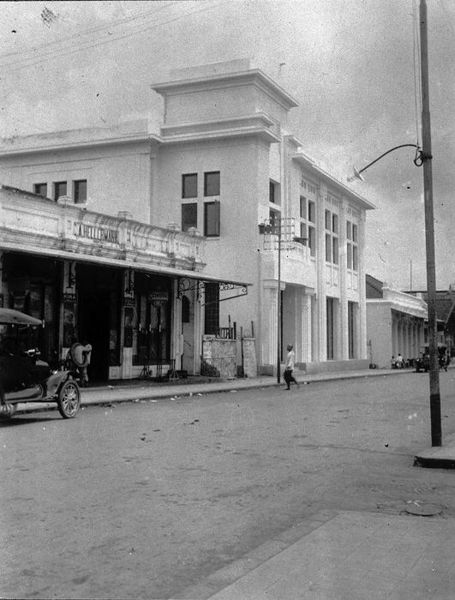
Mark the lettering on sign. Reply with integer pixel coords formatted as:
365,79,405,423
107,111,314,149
148,292,169,302
74,222,119,244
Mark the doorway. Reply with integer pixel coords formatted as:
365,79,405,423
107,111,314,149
77,264,121,382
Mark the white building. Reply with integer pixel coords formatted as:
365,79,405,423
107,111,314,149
366,274,428,368
0,59,375,381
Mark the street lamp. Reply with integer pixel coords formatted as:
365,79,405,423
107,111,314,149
348,0,441,447
259,218,306,384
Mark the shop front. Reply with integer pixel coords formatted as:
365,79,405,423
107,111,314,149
0,185,207,381
0,185,250,382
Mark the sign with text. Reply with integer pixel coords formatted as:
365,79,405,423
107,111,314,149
74,222,119,244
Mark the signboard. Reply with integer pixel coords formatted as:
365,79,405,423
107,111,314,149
74,222,119,244
148,291,169,302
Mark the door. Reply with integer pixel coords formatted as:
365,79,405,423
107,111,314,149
77,264,121,382
77,290,110,382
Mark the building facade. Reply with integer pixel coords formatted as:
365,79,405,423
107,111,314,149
366,274,428,368
0,59,375,380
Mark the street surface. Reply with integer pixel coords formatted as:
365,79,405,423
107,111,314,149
2,372,455,599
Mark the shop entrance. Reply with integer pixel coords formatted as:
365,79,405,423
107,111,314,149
77,264,121,382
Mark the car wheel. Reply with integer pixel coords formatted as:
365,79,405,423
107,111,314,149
57,380,80,419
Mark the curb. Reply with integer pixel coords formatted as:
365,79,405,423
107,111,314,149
12,367,420,415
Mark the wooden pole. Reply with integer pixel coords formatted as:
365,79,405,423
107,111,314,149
420,0,441,446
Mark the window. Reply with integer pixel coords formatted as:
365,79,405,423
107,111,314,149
181,203,197,232
348,301,357,358
347,221,359,271
299,196,306,219
308,200,315,223
182,173,198,198
204,171,220,197
73,179,87,204
298,196,316,256
269,208,280,232
53,181,67,201
34,183,47,197
325,209,339,264
204,201,220,237
269,180,277,204
326,297,335,360
204,283,219,334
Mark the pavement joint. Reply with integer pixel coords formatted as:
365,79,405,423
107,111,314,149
179,510,338,600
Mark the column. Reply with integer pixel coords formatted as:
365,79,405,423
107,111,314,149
121,269,135,379
171,279,182,371
302,293,313,363
61,261,77,362
193,282,203,374
358,211,368,359
0,251,5,308
339,199,348,360
261,283,279,369
316,183,326,361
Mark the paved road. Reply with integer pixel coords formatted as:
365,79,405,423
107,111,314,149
2,372,455,599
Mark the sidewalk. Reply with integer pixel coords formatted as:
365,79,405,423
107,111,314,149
16,365,412,413
182,509,455,600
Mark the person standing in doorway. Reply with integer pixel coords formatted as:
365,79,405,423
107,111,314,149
284,344,299,390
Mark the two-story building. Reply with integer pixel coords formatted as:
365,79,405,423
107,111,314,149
0,59,375,381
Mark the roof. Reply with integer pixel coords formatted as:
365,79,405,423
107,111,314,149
366,274,384,298
405,289,455,324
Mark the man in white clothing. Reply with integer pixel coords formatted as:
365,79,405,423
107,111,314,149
284,344,299,390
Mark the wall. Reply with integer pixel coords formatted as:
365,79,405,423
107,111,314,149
201,336,237,378
0,140,154,223
156,137,270,336
366,301,392,368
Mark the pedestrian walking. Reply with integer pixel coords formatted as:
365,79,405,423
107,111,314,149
283,344,299,390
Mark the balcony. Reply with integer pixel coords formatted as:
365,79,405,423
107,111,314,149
259,219,317,289
0,185,205,273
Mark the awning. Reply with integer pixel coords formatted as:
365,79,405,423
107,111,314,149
2,242,251,291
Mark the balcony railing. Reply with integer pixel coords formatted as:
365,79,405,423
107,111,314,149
0,185,205,271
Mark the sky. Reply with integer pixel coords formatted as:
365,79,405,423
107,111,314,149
0,0,454,291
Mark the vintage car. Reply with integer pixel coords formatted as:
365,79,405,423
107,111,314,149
0,308,80,419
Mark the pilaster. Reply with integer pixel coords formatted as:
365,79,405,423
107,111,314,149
316,183,327,361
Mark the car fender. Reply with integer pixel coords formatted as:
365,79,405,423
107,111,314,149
45,371,73,399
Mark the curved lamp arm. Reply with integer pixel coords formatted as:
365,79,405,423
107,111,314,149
347,144,426,182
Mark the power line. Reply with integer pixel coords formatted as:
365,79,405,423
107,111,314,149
0,2,175,63
0,2,226,73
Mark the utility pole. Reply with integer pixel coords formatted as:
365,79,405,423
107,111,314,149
420,0,441,446
276,219,282,384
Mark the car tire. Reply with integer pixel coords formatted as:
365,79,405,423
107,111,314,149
57,379,81,419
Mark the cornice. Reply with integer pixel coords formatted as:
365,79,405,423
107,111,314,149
152,69,299,111
292,152,376,211
159,113,280,145
0,132,160,158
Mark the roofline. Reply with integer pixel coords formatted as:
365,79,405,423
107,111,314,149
152,68,299,110
292,153,376,210
0,131,160,158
